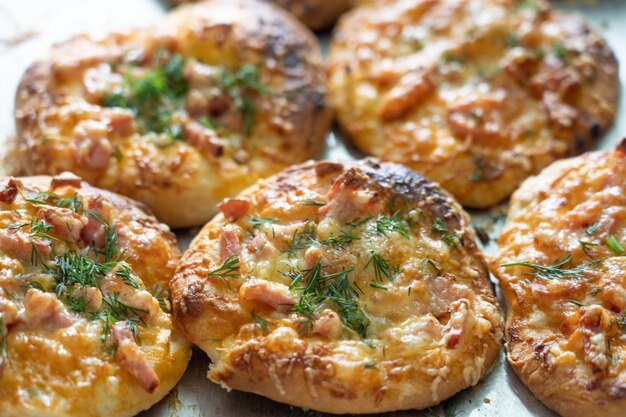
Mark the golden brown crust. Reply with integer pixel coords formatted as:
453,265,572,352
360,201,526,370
328,0,618,208
172,159,503,414
490,141,626,417
0,174,190,417
13,0,331,228
170,0,354,30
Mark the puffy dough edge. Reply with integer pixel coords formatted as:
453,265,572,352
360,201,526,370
13,0,332,228
496,141,626,417
0,175,191,417
171,159,503,414
327,3,619,210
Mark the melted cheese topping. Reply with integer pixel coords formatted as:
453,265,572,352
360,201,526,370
0,175,190,417
172,160,502,413
14,0,329,228
328,0,617,208
491,141,626,416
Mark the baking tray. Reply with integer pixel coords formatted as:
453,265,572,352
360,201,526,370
0,0,624,416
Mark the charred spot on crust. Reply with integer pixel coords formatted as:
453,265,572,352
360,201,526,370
589,120,601,140
356,159,464,232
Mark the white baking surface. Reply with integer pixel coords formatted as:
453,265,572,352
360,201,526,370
0,1,624,416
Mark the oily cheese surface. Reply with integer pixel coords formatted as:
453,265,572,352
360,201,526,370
328,0,618,208
171,159,503,414
490,141,626,417
0,174,190,417
13,0,330,228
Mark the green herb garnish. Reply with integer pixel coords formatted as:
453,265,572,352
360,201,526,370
606,235,625,255
501,252,586,280
249,217,279,227
364,251,401,285
320,229,361,247
251,310,269,332
207,255,240,285
375,212,410,239
220,64,272,136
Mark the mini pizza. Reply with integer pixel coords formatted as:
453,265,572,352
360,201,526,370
491,140,626,417
170,0,354,30
328,0,618,208
171,159,503,413
13,0,330,228
0,173,190,417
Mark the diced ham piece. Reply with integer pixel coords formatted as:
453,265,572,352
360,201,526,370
81,198,106,249
0,178,19,204
105,108,135,135
22,289,74,329
219,227,241,262
318,168,380,223
579,305,609,373
112,321,160,393
38,206,89,242
378,70,434,121
239,279,295,313
50,172,82,191
185,90,230,118
530,63,581,97
447,96,505,142
501,47,539,83
218,198,250,221
72,286,103,312
443,299,473,349
183,122,224,157
248,232,275,260
0,229,51,262
428,273,472,317
70,120,113,170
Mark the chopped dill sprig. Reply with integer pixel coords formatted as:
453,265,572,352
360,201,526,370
420,257,442,275
432,217,461,247
290,259,366,337
375,212,410,239
85,209,122,262
115,264,141,290
579,240,598,260
251,310,269,332
588,287,602,296
364,251,401,286
585,223,600,236
300,199,326,207
320,229,361,248
501,252,586,280
26,191,84,214
207,255,240,285
346,215,374,229
606,235,625,255
249,217,279,227
286,224,317,258
220,64,272,136
102,291,149,341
